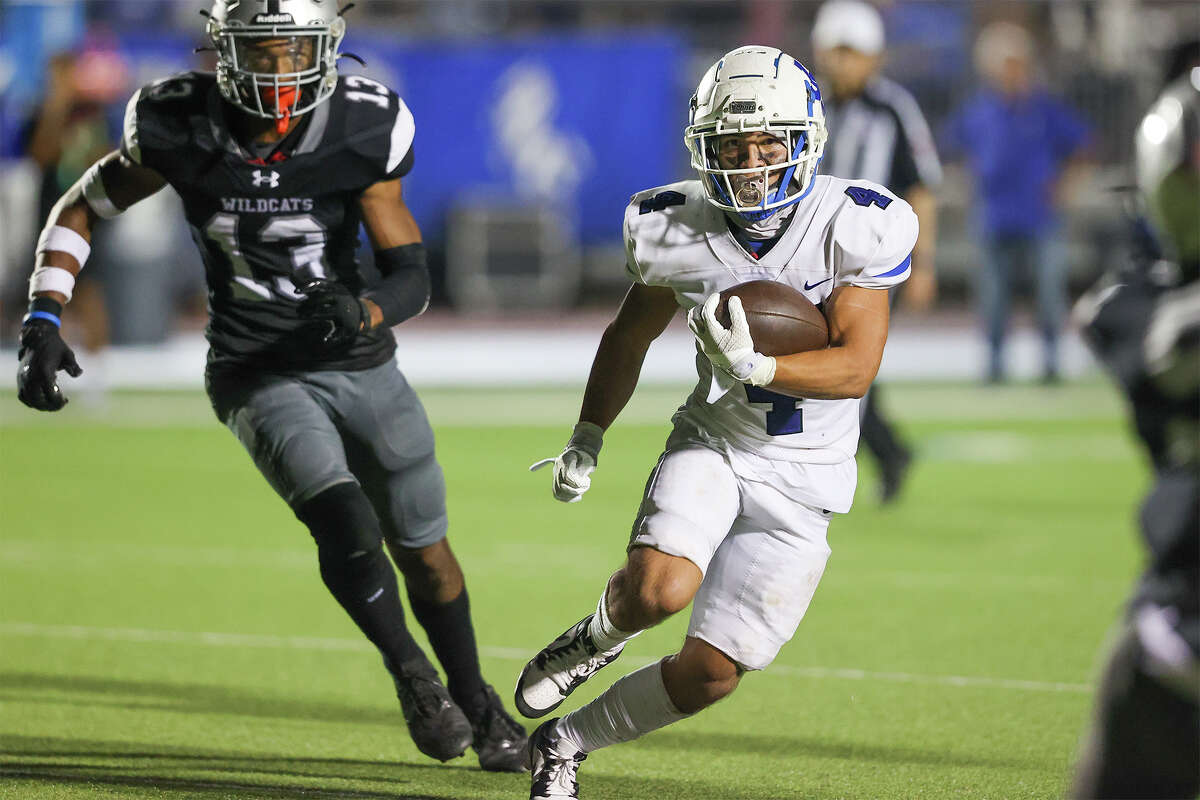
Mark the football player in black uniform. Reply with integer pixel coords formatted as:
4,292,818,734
1068,72,1198,798
16,0,527,772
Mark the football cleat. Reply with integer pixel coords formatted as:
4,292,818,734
527,718,586,800
392,659,473,762
466,685,529,772
515,614,624,719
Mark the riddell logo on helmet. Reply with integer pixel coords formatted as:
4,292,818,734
252,13,295,23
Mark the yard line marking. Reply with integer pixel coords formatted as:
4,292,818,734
0,622,1091,695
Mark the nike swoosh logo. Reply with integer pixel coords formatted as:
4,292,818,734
804,277,832,291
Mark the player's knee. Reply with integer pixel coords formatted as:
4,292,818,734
295,481,383,559
663,650,743,713
389,538,463,603
614,548,701,626
636,575,694,619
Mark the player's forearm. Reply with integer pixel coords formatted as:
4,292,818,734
31,152,165,307
769,345,883,400
31,192,99,305
578,323,653,430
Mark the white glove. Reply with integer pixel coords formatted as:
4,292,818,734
687,293,777,386
530,421,604,503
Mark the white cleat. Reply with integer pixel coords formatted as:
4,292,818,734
527,718,586,800
515,614,625,719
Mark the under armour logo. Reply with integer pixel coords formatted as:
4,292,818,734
251,169,281,188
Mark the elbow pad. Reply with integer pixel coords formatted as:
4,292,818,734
364,243,431,328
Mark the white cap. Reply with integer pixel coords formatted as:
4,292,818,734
811,0,885,56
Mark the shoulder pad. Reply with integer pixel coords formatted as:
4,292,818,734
624,181,708,284
336,75,415,182
826,178,918,289
122,72,213,167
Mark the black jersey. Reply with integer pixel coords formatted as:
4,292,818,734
1078,261,1199,637
120,71,415,373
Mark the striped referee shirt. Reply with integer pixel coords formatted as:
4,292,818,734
819,76,942,195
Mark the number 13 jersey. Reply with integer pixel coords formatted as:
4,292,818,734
120,71,414,373
624,177,917,511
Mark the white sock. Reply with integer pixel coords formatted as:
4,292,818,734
587,585,640,652
556,660,689,753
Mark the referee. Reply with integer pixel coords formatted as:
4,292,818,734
812,0,942,503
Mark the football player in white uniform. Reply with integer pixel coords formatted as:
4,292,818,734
516,46,917,799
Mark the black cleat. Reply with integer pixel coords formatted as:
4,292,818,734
515,614,624,719
465,684,529,772
393,659,473,762
527,718,586,800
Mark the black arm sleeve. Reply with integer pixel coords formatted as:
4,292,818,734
363,243,430,328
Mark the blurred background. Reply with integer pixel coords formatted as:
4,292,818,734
0,0,1196,390
1,6,1197,796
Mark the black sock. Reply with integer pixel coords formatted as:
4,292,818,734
407,587,486,714
297,483,429,675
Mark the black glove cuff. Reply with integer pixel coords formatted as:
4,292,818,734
25,296,64,327
29,297,64,317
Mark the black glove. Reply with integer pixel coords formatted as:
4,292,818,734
296,281,370,349
17,319,83,411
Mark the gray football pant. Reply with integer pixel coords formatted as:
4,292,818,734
206,359,448,549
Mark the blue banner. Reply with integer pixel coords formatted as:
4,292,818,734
352,32,688,244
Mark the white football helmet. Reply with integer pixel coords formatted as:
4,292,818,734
207,0,346,124
685,46,828,220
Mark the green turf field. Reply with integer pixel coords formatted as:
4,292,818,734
0,382,1145,799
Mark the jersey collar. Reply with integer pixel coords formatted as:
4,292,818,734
207,84,331,161
704,182,825,277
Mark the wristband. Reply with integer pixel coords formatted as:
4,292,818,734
22,311,61,328
28,266,77,301
568,421,605,462
36,225,91,268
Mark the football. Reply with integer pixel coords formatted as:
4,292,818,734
716,280,830,357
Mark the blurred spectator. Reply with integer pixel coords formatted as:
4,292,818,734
943,21,1091,384
19,51,124,365
812,0,942,503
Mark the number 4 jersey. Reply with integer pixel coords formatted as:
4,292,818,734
625,176,917,512
120,71,414,373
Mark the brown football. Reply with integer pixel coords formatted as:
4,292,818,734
715,280,830,357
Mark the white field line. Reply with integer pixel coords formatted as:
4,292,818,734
0,621,1090,695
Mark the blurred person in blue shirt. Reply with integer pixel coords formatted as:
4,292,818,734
943,21,1091,384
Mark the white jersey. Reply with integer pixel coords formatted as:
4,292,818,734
624,176,917,511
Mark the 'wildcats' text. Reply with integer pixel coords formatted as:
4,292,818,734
220,197,315,213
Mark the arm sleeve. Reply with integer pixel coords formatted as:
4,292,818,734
363,243,430,327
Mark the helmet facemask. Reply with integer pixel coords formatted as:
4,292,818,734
685,47,829,222
208,12,345,133
687,124,823,221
